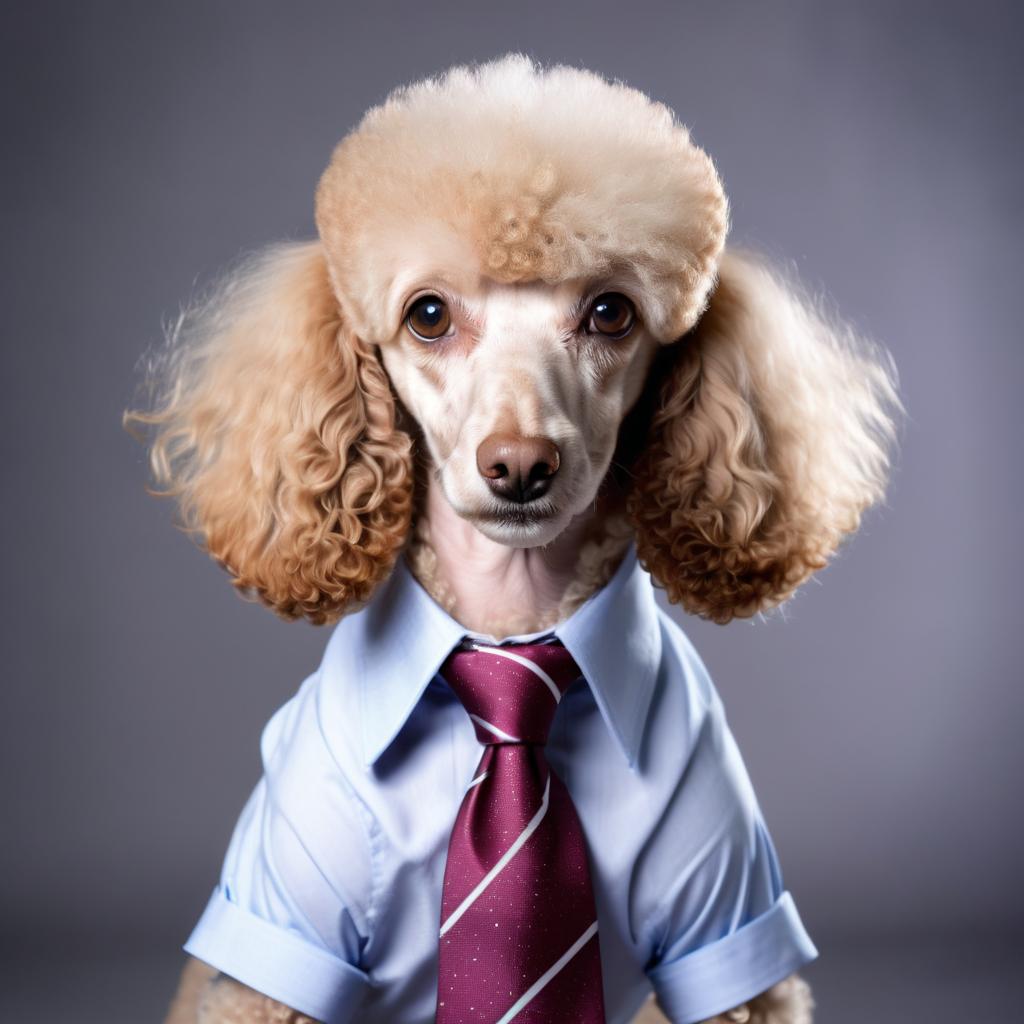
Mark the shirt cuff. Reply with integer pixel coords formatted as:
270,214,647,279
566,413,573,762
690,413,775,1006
646,891,818,1024
183,886,373,1024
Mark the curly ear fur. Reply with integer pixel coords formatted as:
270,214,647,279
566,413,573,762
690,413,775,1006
628,247,901,623
124,240,413,624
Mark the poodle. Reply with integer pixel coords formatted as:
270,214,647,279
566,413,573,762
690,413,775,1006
127,55,900,1024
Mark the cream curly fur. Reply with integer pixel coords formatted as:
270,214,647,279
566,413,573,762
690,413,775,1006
131,54,900,1024
315,54,727,342
126,242,414,623
628,246,899,622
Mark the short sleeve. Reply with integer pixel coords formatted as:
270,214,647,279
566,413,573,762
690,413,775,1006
643,691,817,1024
184,673,376,1023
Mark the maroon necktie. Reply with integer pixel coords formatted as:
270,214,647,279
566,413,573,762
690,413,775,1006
435,640,607,1023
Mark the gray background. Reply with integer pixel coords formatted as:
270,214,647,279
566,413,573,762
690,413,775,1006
2,1,1021,1020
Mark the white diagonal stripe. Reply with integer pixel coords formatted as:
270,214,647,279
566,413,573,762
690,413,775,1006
439,776,551,937
469,713,520,743
467,770,489,789
495,920,600,1024
470,644,563,703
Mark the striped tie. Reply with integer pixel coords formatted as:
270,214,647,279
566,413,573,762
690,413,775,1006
436,640,607,1023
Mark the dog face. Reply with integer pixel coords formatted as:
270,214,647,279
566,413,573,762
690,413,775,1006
375,266,659,546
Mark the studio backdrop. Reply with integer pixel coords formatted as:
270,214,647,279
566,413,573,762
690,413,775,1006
1,1,1020,1021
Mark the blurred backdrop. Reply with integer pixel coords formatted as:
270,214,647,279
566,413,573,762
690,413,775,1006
2,1,1021,1021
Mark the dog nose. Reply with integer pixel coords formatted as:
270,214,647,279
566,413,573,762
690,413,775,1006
476,433,561,503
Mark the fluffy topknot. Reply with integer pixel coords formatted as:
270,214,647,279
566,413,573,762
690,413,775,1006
315,55,729,341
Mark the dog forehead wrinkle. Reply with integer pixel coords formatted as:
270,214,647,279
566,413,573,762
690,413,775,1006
472,287,574,370
483,279,577,321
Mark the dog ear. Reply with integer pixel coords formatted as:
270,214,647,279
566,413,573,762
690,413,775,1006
124,240,413,624
626,247,901,622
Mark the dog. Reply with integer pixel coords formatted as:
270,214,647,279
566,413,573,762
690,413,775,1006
129,55,900,1024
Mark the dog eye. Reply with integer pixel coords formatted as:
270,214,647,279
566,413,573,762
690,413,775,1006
406,296,452,341
586,293,635,338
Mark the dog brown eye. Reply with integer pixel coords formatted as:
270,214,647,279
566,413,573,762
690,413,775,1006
587,293,635,337
406,296,451,341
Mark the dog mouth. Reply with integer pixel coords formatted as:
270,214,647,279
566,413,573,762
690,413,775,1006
467,498,560,529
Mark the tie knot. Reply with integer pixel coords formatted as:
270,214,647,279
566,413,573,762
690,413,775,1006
440,640,582,746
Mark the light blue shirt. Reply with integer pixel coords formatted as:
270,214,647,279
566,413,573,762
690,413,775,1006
184,546,817,1023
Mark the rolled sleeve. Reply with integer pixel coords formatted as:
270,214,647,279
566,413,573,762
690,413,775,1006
185,886,373,1023
646,891,817,1023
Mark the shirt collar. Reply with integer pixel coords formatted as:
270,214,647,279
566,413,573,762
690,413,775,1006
347,544,662,771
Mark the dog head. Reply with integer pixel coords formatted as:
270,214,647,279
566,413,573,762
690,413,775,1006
127,56,899,624
313,56,726,549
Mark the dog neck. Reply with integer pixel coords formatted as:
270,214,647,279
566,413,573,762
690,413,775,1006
405,476,633,638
